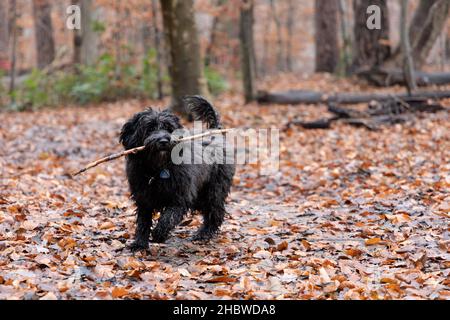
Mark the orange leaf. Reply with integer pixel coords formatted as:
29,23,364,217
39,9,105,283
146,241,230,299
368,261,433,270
112,287,129,298
380,278,398,284
345,248,363,257
99,221,115,230
277,241,288,251
205,276,238,283
365,238,382,246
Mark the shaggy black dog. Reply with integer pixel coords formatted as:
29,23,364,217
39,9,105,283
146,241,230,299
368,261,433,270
120,96,235,251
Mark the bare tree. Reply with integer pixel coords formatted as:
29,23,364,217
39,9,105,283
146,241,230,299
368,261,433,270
9,0,17,102
351,0,390,72
151,0,164,100
0,1,9,70
315,0,339,73
400,0,417,94
72,0,81,64
239,0,257,103
270,0,285,72
338,0,352,74
160,0,207,115
74,0,99,66
205,0,226,67
32,0,55,68
410,0,449,68
285,0,295,72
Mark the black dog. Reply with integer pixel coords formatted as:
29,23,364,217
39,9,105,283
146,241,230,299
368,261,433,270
120,96,235,251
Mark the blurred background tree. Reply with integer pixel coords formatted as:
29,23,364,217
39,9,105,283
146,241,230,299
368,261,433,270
0,0,448,112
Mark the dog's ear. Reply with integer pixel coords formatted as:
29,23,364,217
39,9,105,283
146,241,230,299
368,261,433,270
120,109,155,149
120,116,140,149
160,109,183,130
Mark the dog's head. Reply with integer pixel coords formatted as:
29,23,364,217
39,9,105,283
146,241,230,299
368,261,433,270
119,108,182,156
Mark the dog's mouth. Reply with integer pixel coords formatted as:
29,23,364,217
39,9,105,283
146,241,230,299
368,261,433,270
156,141,175,152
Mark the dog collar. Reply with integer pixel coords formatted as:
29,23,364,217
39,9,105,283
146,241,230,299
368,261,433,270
148,169,170,185
159,169,171,179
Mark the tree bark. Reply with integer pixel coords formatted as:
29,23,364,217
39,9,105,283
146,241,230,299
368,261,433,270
205,0,226,67
9,0,17,102
351,0,390,72
315,0,339,73
338,0,352,74
239,0,257,103
270,0,285,72
32,0,55,69
411,0,449,68
401,0,417,94
409,0,439,45
151,0,163,99
72,0,81,64
77,0,99,66
160,0,207,115
381,0,449,71
285,0,295,72
0,0,9,71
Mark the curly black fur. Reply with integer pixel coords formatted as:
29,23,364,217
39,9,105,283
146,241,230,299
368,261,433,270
119,96,235,251
184,95,222,129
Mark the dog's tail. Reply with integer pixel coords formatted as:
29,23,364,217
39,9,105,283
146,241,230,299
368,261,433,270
183,95,222,129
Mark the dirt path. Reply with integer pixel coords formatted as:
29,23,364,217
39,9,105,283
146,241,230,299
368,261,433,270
0,97,449,299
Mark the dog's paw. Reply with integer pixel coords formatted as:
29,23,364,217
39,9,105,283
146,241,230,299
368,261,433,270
151,230,168,244
128,241,149,252
192,229,216,242
151,235,168,244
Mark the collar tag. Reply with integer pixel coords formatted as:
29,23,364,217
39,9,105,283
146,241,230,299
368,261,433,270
159,169,170,179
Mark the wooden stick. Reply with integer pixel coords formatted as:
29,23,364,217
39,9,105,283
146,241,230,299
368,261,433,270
71,128,234,177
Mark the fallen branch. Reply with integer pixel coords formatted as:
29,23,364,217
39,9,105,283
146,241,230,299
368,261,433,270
257,89,450,105
286,96,446,131
71,128,234,177
356,69,450,87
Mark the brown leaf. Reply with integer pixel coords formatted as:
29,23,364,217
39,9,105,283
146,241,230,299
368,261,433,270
205,276,238,283
111,287,129,298
365,238,382,246
276,241,288,251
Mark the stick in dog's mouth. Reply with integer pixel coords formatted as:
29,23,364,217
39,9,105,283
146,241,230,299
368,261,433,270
70,128,234,177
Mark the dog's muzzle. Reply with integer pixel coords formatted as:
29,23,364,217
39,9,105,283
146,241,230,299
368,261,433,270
145,131,172,151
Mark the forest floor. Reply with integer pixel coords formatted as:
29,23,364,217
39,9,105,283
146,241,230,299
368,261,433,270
0,75,449,300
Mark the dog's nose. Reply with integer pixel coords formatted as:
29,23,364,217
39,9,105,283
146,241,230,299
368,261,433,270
158,138,170,147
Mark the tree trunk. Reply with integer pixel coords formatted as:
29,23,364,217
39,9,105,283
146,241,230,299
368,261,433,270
0,0,9,71
401,0,417,94
205,0,226,67
160,0,207,115
378,0,449,75
32,0,55,69
409,0,439,45
270,0,285,72
315,0,339,73
151,0,163,100
77,0,99,66
411,0,449,68
239,0,257,103
9,0,17,102
338,0,352,74
351,0,390,72
285,0,295,72
72,0,81,64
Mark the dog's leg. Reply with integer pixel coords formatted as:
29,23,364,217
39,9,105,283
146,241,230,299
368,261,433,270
194,203,225,241
152,206,186,243
193,165,233,241
129,207,153,251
